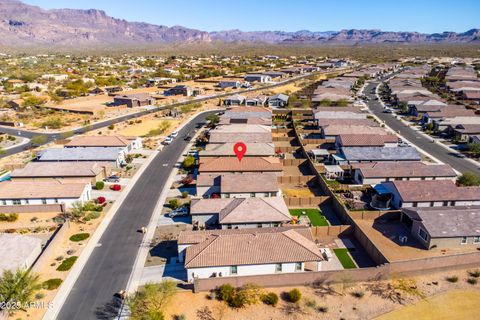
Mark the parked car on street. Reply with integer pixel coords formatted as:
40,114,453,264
170,131,179,138
104,175,120,183
383,109,393,113
168,206,189,218
163,137,173,145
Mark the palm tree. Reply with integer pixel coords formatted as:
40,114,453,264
0,269,40,314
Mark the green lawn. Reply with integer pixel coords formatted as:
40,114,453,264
333,248,357,269
289,209,329,226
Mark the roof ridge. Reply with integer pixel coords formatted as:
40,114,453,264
281,230,323,259
185,235,219,268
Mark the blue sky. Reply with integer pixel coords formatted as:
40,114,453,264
24,0,479,33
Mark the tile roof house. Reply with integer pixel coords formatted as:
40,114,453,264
200,143,275,158
351,162,457,185
208,130,272,144
196,172,280,198
222,107,271,119
190,197,291,228
322,126,389,139
65,135,142,151
37,147,125,167
0,180,92,209
113,93,154,108
401,206,480,249
199,157,282,175
268,94,289,108
223,94,246,106
336,134,398,148
10,161,110,184
382,180,480,209
334,146,421,165
180,227,324,281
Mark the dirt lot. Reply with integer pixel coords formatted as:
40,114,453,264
163,267,480,320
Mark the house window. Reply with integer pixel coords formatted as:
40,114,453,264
257,223,263,228
12,199,21,205
443,201,448,206
474,236,480,244
227,224,232,229
24,199,29,205
0,200,5,205
42,199,47,204
451,201,456,206
230,266,237,275
461,236,468,244
412,202,418,208
250,193,256,198
430,202,434,207
418,228,428,242
295,262,302,271
54,198,59,204
275,263,282,272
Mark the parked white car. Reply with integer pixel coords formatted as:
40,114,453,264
170,131,179,138
163,137,173,145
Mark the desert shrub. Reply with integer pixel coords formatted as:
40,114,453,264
237,283,261,305
95,181,104,190
351,291,365,299
174,315,186,320
56,256,78,271
469,270,480,278
42,278,63,290
69,233,90,242
229,292,247,308
35,292,45,299
84,211,101,221
169,199,180,209
0,213,19,222
287,288,302,303
318,306,329,313
446,275,458,283
181,191,189,198
467,278,478,285
305,297,317,308
216,284,235,302
108,124,115,130
260,292,279,307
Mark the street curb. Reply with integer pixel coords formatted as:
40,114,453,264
116,109,220,319
42,149,160,320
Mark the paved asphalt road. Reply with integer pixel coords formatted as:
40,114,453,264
365,81,479,174
57,111,214,320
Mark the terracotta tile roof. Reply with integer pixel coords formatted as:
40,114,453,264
212,124,271,133
184,228,323,268
338,134,398,147
323,125,388,136
221,172,279,193
65,135,132,147
199,157,282,173
179,226,307,244
388,180,480,202
353,162,457,179
11,161,106,178
191,197,291,224
200,143,275,157
208,132,272,143
0,180,88,199
319,118,379,127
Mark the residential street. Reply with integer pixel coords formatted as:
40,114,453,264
56,111,215,320
365,82,480,174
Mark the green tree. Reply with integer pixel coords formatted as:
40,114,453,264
128,281,176,320
30,135,48,146
206,114,220,124
468,143,480,158
182,155,196,169
0,269,40,314
457,172,480,186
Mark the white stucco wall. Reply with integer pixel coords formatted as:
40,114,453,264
187,262,308,282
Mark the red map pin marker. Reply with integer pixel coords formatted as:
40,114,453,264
233,142,247,162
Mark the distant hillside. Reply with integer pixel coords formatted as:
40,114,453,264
0,0,478,49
